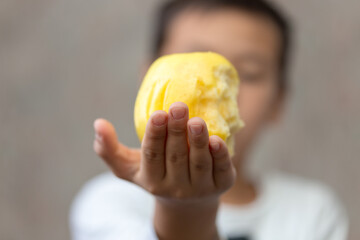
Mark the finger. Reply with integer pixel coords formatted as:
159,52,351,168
209,135,236,190
93,118,140,181
165,102,190,185
138,110,168,183
187,117,213,188
94,118,119,158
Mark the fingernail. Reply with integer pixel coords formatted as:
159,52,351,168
152,113,166,126
171,107,186,120
210,141,220,151
189,124,203,135
95,132,103,142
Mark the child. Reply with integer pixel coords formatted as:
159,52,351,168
70,0,348,239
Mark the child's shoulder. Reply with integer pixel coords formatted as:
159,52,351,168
260,171,348,235
263,171,342,207
71,171,154,208
69,172,154,231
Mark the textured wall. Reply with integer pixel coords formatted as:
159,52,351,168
1,0,359,239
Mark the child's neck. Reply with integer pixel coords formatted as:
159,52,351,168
220,169,257,206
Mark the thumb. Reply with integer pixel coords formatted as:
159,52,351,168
93,118,140,182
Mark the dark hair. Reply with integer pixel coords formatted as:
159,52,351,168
151,0,292,94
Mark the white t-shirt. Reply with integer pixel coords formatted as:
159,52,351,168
69,171,348,240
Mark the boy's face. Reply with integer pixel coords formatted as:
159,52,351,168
157,8,283,164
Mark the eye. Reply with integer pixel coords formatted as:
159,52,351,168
237,67,266,83
233,53,268,83
239,71,264,83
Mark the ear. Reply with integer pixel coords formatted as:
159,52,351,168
268,91,287,125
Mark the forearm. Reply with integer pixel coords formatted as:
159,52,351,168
153,197,220,240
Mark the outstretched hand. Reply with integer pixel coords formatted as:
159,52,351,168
93,101,236,203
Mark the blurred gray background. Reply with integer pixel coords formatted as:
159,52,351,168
1,0,359,239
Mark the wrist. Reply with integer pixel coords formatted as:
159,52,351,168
154,196,220,240
155,195,220,209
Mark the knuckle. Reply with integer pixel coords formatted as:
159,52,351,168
146,130,166,141
213,148,229,159
143,148,162,162
193,159,212,172
215,160,232,173
168,126,187,137
190,136,208,149
167,152,188,164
